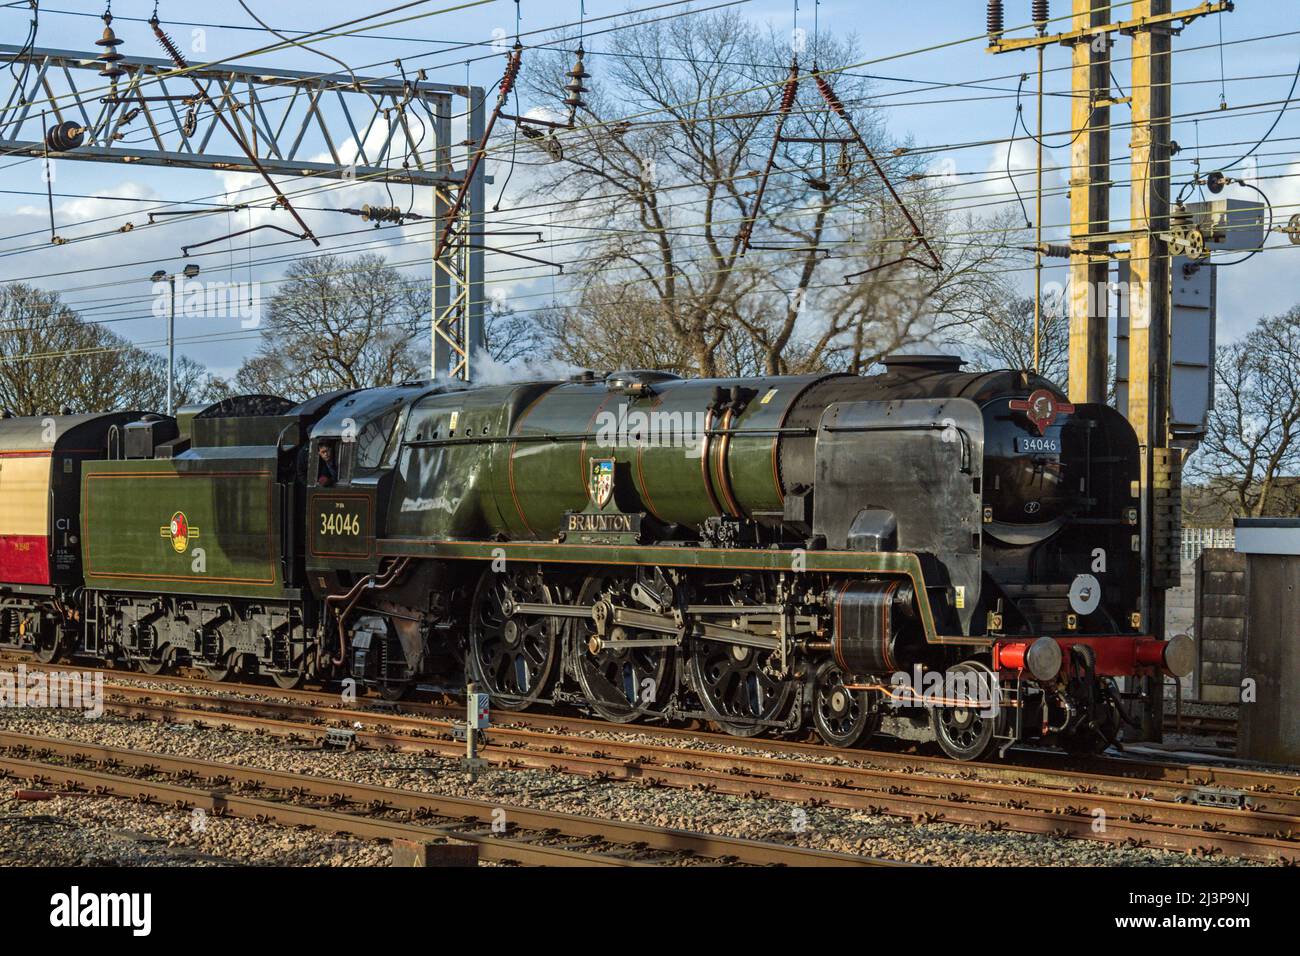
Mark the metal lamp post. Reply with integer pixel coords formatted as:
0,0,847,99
151,263,200,415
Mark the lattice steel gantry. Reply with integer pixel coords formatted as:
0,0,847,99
0,41,486,381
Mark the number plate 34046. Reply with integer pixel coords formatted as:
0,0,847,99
1015,436,1061,454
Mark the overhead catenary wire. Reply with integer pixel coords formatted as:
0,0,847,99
2,120,1297,260
11,178,1296,333
5,133,1297,295
5,82,1296,267
0,0,1289,374
3,50,1294,266
5,179,1289,351
8,233,1299,370
1,14,1293,192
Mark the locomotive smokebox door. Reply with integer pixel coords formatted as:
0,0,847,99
813,398,985,634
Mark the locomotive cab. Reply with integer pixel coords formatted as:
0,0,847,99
304,382,440,580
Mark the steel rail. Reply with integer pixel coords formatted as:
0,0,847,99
0,656,1284,790
67,686,1300,863
0,657,1282,793
0,731,890,867
0,754,635,867
94,682,1300,817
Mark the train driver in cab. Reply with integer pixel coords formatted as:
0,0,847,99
317,441,339,486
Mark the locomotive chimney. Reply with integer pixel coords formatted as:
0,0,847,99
881,354,965,375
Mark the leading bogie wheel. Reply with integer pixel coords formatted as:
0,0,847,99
812,660,879,748
929,662,1002,761
1060,683,1122,755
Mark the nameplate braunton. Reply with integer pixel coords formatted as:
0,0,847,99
564,512,642,534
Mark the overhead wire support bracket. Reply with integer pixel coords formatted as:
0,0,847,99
180,222,307,257
737,58,800,254
738,58,941,276
148,203,249,224
985,0,1233,51
41,113,65,246
499,112,569,131
99,93,199,104
809,68,941,279
465,243,561,272
434,42,522,262
0,43,469,185
148,15,320,247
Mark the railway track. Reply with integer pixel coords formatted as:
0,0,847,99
1165,712,1239,738
0,656,1259,782
0,730,889,867
6,661,1295,863
6,658,1272,791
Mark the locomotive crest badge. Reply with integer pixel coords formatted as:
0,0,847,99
1008,388,1073,435
589,458,615,510
160,511,199,553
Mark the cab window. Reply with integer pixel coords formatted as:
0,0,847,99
355,411,400,471
315,439,341,486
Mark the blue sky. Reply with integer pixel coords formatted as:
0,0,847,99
1,0,1296,380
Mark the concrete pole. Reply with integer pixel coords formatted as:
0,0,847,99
1127,0,1173,740
1066,0,1111,405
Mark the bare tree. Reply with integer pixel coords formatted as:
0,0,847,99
483,300,548,365
234,254,425,401
966,291,1069,384
171,356,233,408
0,282,221,414
1187,306,1300,517
810,207,1024,373
537,285,767,375
507,13,1016,376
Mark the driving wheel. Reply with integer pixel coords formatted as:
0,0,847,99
569,573,674,723
467,567,561,711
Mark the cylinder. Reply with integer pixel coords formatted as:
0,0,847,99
827,579,916,675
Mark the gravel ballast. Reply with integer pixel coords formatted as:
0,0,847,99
0,698,1282,867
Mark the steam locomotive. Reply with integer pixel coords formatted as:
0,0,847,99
0,355,1191,760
